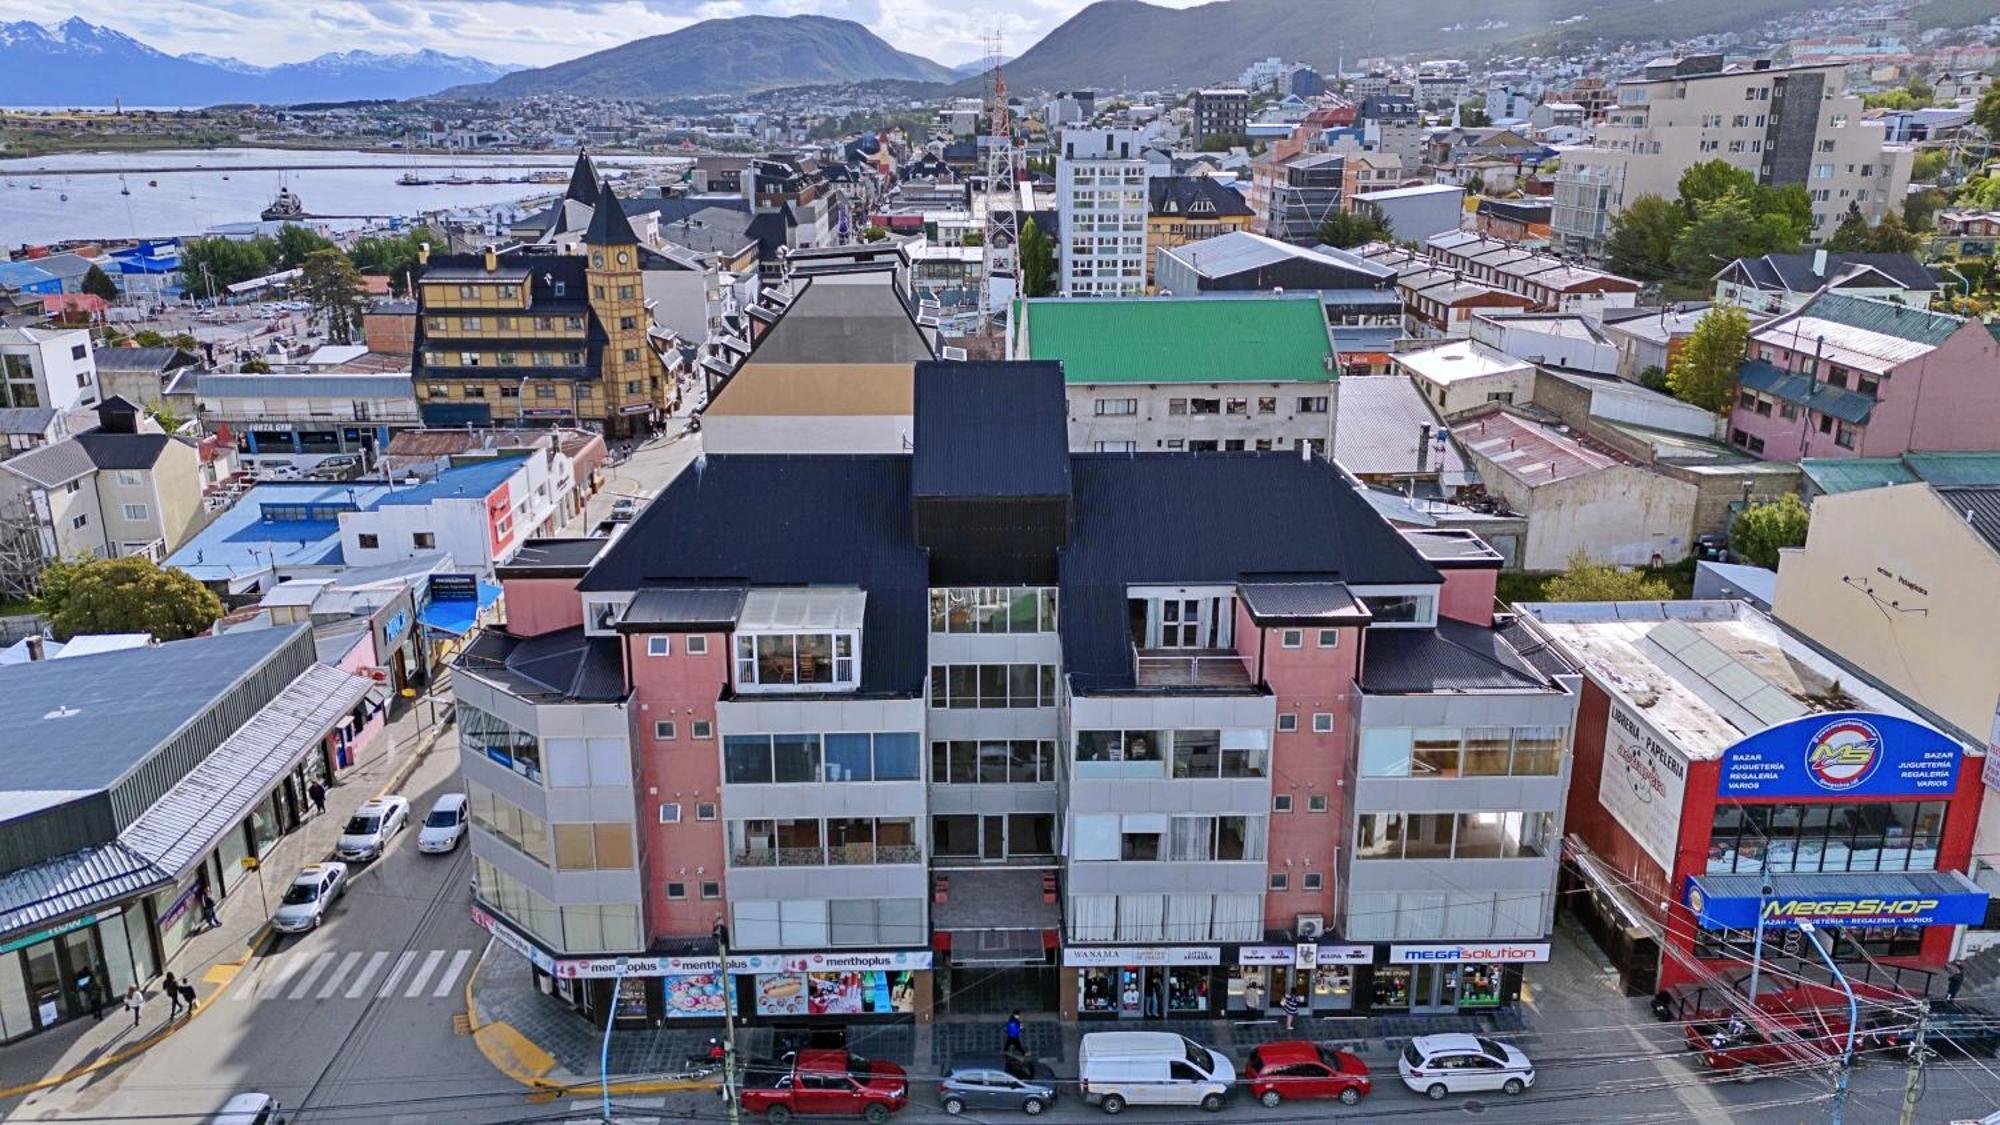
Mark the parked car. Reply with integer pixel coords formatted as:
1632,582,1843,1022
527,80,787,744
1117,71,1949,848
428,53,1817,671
609,496,639,521
306,455,361,481
336,796,410,861
417,793,469,854
1078,1031,1234,1114
939,1052,1059,1116
270,863,347,933
1244,1041,1371,1107
1685,1011,1851,1077
212,1092,284,1124
1397,1034,1534,1100
738,1049,908,1124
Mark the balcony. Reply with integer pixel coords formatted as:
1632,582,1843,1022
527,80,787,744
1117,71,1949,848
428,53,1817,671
1134,648,1254,690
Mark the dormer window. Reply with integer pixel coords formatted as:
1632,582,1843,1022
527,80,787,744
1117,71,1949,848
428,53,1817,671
731,588,864,693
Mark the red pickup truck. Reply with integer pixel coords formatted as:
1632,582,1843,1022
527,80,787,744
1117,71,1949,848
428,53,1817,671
738,1049,910,1124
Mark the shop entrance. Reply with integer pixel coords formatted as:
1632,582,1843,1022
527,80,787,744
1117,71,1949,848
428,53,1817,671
20,928,108,1029
1411,964,1457,1013
1079,966,1215,1018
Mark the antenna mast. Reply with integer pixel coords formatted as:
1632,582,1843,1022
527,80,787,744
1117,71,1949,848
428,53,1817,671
979,25,1020,336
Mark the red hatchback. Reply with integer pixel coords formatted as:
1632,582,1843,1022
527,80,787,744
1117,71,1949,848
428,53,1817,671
1244,1041,1372,1107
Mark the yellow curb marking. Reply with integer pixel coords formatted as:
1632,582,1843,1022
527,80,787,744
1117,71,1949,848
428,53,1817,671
202,964,241,986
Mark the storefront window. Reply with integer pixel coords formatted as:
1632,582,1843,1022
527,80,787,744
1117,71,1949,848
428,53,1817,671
1371,966,1412,1009
1167,968,1209,1012
1457,964,1504,1007
249,796,281,857
1312,966,1354,1010
1707,800,1947,874
216,821,252,896
1080,968,1118,1014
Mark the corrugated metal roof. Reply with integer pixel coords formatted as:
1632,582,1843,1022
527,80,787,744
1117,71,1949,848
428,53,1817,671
0,843,162,937
1453,408,1624,485
1736,360,1876,424
912,361,1071,499
1934,486,2000,555
1238,580,1368,624
197,373,415,400
1799,457,1919,494
1333,375,1477,485
1360,617,1551,693
1018,295,1333,384
1901,452,2000,488
620,586,748,629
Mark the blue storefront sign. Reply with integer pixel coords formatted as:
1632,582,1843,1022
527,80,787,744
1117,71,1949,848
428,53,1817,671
1685,875,1990,930
1717,711,1962,799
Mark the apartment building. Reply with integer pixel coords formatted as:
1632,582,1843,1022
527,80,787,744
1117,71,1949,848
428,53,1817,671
456,360,1577,1029
1247,153,1346,245
196,373,421,477
1193,88,1251,144
1057,128,1152,297
0,327,98,416
0,398,206,572
1552,56,1913,257
1146,177,1256,287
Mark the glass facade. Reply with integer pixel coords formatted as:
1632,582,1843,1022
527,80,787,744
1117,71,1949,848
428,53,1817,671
1706,801,1946,874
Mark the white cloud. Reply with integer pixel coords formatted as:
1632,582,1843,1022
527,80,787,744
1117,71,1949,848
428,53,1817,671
0,0,1205,68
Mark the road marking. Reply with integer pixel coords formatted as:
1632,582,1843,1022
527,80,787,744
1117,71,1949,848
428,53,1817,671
317,951,364,999
252,953,308,1000
347,952,390,998
404,949,446,997
376,951,418,999
286,952,337,1000
432,949,472,997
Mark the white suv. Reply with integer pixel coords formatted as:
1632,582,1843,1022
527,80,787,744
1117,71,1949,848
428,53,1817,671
1397,1034,1534,1101
336,796,410,861
271,863,347,933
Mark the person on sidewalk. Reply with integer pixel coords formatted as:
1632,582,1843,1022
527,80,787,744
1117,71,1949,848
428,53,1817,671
1946,961,1964,1001
79,971,101,1020
1243,977,1265,1018
198,889,220,931
307,780,327,817
123,984,143,1027
1004,1011,1023,1053
1281,988,1302,1031
178,980,197,1017
164,973,182,1018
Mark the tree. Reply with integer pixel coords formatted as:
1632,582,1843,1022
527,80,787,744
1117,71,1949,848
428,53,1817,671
1638,365,1671,393
1670,189,1771,281
1604,194,1685,280
1975,87,2000,142
1912,149,1948,183
33,556,223,642
273,223,335,269
348,226,437,296
1730,493,1810,569
146,401,187,432
1543,553,1676,602
180,236,275,300
1753,183,1813,249
1676,160,1757,217
1197,132,1251,152
80,263,119,302
299,248,365,345
131,330,167,347
1464,173,1486,196
1865,210,1924,254
1667,304,1752,414
1825,202,1872,252
1905,186,1949,231
1018,218,1056,298
1316,210,1392,249
170,332,199,352
960,230,983,248
241,357,272,374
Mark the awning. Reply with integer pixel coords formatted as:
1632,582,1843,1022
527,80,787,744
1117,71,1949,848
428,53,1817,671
420,581,503,636
1684,869,1990,930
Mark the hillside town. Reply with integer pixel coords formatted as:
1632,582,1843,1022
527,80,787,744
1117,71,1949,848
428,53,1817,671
2,1,2000,1124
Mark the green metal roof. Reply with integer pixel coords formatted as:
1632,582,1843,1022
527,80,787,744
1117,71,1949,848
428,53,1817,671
1799,292,1965,347
1801,452,2000,495
1017,296,1335,384
1902,452,2000,488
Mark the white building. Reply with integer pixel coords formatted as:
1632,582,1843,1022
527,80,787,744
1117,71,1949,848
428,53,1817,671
337,453,563,577
0,326,99,415
1552,56,1912,257
1057,128,1152,297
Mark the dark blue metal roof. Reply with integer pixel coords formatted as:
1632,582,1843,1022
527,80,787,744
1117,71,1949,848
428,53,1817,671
1736,360,1875,424
912,361,1072,499
1360,617,1551,693
1059,453,1440,693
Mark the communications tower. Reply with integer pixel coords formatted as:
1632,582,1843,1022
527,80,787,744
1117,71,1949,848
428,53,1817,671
978,27,1021,335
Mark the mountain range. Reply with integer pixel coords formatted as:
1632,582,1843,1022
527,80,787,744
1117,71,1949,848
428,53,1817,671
445,15,956,100
0,18,520,106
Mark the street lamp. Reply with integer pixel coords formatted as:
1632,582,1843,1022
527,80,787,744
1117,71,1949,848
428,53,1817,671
600,955,629,1123
1797,923,1858,1125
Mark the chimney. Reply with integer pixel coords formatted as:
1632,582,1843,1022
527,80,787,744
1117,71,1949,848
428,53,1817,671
483,245,499,273
26,635,44,661
418,241,431,266
1812,247,1828,278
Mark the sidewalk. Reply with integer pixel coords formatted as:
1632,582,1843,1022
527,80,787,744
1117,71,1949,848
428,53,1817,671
0,696,450,1099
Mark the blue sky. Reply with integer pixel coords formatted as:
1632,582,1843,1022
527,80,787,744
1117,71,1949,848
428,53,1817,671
7,0,1207,68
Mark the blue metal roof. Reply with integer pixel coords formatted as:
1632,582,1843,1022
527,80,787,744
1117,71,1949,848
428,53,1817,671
165,482,390,584
1736,360,1876,424
373,455,528,507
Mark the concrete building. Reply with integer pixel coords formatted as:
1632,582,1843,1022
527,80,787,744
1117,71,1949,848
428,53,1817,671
1332,375,1477,495
92,347,200,415
1711,249,1939,316
1770,482,2000,862
1451,405,1699,569
1728,293,2000,461
337,454,562,578
1011,295,1337,454
1146,177,1256,288
1351,185,1466,245
1153,232,1398,298
1193,89,1251,144
0,626,377,1042
0,398,207,574
0,326,98,416
1359,96,1425,170
193,372,421,477
1601,305,1714,383
1526,600,1988,998
456,360,1576,1029
1248,153,1346,245
1394,339,1537,417
1468,313,1619,376
1057,128,1152,297
1553,56,1913,257
1339,152,1404,213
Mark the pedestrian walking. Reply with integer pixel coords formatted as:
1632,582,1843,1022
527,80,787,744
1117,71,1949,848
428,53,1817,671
1281,988,1302,1030
307,780,326,817
123,983,143,1027
1243,976,1266,1017
198,888,220,931
1004,1010,1023,1052
178,981,197,1016
164,973,182,1018
1946,960,1964,1001
79,970,102,1020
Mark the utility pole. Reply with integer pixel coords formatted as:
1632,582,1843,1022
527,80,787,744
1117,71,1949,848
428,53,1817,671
715,919,740,1125
1745,865,1774,1004
600,956,629,1123
1896,1000,1928,1125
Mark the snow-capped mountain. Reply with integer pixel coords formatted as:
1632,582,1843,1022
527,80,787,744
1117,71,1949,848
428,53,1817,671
0,19,519,106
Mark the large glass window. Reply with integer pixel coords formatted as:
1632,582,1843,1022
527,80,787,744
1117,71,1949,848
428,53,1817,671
461,705,541,783
1706,800,1948,874
734,632,857,689
1358,727,1566,778
1356,811,1555,860
929,664,1058,708
929,587,1058,633
724,732,920,784
468,782,550,867
729,818,918,866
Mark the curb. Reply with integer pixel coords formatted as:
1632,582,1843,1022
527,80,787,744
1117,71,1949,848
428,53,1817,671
0,993,216,1100
461,939,718,1098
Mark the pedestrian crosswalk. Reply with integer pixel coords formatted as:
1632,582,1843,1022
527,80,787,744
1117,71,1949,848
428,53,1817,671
232,948,475,1003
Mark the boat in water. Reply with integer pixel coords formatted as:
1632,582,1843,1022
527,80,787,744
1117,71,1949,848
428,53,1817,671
397,171,425,186
261,185,307,222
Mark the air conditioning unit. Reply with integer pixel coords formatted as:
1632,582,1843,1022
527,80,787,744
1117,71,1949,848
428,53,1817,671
1295,914,1326,940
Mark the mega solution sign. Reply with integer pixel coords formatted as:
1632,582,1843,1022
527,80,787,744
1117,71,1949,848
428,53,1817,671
1718,711,1962,800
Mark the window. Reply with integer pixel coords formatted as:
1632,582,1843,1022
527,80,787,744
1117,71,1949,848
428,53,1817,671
1834,422,1857,450
1269,873,1290,891
462,705,542,783
1281,629,1304,648
357,533,379,549
1307,794,1329,813
687,635,709,655
115,470,141,486
413,532,436,549
551,823,636,871
666,882,687,900
695,801,716,820
1277,713,1298,733
1303,872,1324,891
71,514,88,530
647,636,671,657
654,721,677,741
1094,398,1138,416
1297,396,1329,414
1317,629,1339,648
71,343,87,361
468,782,550,866
929,588,1057,634
659,802,681,823
930,740,1057,783
726,732,921,784
929,663,1058,708
690,721,713,740
1168,398,1188,415
1312,713,1333,733
1357,810,1554,859
1225,398,1247,415
702,881,721,900
1273,794,1293,813
1706,800,1946,875
1257,397,1276,414
110,500,146,522
736,632,858,689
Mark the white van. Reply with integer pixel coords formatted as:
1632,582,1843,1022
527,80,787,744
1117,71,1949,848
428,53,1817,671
1079,1031,1234,1114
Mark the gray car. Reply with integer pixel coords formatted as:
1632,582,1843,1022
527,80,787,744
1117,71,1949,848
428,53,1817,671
939,1054,1059,1116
